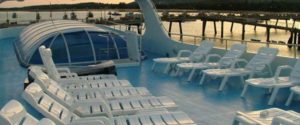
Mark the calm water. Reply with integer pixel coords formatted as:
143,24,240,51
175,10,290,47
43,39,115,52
0,11,299,57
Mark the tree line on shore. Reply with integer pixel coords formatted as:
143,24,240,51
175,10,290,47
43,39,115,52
0,1,300,12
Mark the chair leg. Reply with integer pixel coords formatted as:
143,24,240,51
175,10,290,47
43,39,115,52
241,84,249,97
164,63,171,74
199,74,206,85
151,62,156,71
219,76,229,91
285,92,295,106
268,88,273,94
188,68,196,82
240,76,245,85
175,67,181,76
268,87,280,105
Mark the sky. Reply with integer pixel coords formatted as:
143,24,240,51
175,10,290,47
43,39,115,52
0,0,134,8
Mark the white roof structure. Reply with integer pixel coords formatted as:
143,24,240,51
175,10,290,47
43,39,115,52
15,20,124,66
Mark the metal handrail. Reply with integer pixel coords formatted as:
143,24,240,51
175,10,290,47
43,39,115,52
169,32,299,58
106,22,299,58
169,32,300,47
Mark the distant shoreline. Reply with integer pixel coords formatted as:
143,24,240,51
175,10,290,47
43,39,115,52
1,1,300,12
1,9,299,15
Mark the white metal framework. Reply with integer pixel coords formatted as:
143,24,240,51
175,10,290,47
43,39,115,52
15,20,126,66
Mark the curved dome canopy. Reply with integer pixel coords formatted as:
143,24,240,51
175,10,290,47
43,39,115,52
15,20,129,66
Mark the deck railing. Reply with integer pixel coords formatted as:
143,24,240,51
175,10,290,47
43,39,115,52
110,23,300,59
2,18,298,59
169,32,300,58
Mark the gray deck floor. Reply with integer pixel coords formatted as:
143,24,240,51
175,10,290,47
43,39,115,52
1,37,300,125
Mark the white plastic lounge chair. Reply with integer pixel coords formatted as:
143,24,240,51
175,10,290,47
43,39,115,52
23,83,177,117
242,58,300,105
34,74,151,100
38,46,117,82
201,47,279,91
29,66,132,89
0,100,55,125
22,84,112,125
233,108,300,125
152,40,214,74
177,43,246,81
22,84,194,125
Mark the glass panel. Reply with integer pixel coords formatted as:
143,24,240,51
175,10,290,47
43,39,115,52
90,32,129,61
108,36,118,59
90,32,110,60
64,31,94,62
50,35,69,63
29,37,54,64
112,34,128,59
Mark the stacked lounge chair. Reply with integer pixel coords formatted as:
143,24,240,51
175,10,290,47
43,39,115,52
21,46,195,125
22,79,195,125
23,83,177,117
176,43,246,81
29,66,132,90
152,40,214,74
22,83,194,125
200,47,279,91
31,68,151,100
0,100,55,125
233,108,300,125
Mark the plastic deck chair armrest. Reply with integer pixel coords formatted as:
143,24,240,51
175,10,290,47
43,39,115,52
204,54,222,63
274,65,293,80
219,57,237,67
249,62,268,73
177,50,193,58
236,59,248,64
272,116,298,125
56,67,71,73
230,58,248,69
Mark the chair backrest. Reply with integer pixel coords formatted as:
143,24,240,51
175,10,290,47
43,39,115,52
245,47,279,72
39,46,61,81
34,76,76,109
23,83,112,125
189,40,214,62
290,58,300,82
29,67,50,83
219,44,247,67
23,83,79,125
0,100,38,125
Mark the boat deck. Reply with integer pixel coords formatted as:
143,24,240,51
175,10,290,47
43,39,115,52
1,37,300,125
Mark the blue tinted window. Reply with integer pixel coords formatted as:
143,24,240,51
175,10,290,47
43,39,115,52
90,32,111,60
111,34,128,59
50,35,68,63
89,32,129,61
64,31,94,62
29,37,54,64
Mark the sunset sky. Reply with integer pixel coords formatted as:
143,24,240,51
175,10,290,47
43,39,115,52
0,0,134,8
